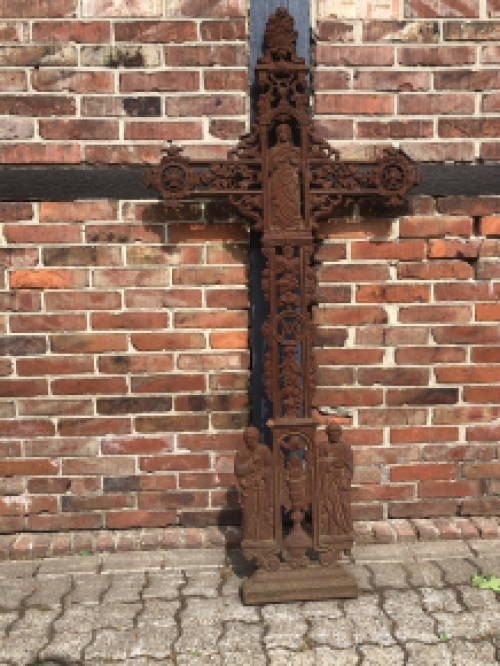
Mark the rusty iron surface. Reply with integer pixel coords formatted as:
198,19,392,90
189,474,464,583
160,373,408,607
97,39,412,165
143,7,420,602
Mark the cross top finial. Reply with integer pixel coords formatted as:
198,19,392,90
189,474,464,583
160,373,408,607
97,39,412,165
261,7,302,64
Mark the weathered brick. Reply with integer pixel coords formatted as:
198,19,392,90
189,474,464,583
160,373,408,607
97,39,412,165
82,0,162,17
124,121,202,141
32,69,114,93
164,0,247,18
4,224,81,244
0,95,76,115
120,71,199,92
98,354,173,375
398,93,475,114
400,215,473,237
0,118,34,140
316,94,394,115
433,326,500,344
80,44,162,67
396,347,466,364
136,414,209,434
354,70,430,91
405,0,479,17
443,20,500,39
165,44,246,66
58,417,131,437
400,142,475,162
0,44,77,66
39,119,118,140
10,269,88,289
316,44,394,65
357,120,433,139
131,374,204,394
397,260,474,279
200,19,246,40
115,20,196,42
51,333,127,354
10,314,86,333
434,70,500,90
363,20,439,42
164,95,245,117
204,69,247,91
0,0,76,18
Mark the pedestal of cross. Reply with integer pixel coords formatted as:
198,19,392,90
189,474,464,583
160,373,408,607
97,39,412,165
144,7,421,604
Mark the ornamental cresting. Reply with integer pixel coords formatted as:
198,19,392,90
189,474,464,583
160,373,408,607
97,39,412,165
144,7,421,604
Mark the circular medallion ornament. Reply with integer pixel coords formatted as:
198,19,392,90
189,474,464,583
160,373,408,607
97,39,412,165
161,164,187,195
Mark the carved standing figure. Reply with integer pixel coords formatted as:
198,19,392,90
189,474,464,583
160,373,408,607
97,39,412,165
235,426,274,542
318,423,354,537
268,123,303,231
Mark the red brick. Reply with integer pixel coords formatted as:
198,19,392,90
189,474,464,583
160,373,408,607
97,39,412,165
0,458,58,476
59,416,130,436
0,0,76,17
480,216,500,235
397,260,474,280
391,426,459,443
314,71,351,91
433,325,500,344
315,306,387,326
396,347,466,364
45,291,121,311
362,20,439,42
4,224,81,244
29,514,103,532
168,223,247,243
101,435,174,455
206,289,248,309
482,95,500,113
312,119,354,140
209,119,247,140
419,480,480,498
475,304,500,322
32,70,114,93
165,95,245,117
357,120,433,139
0,143,81,164
115,20,197,42
464,386,500,404
391,464,458,481
32,19,110,41
0,70,27,91
178,432,241,452
463,500,500,516
406,0,479,17
177,352,248,371
399,305,471,324
356,284,429,303
440,117,500,138
136,414,210,433
124,121,202,141
316,45,394,65
315,388,383,407
93,269,170,288
172,266,246,286
140,454,210,473
209,372,247,391
106,511,176,529
353,484,415,502
354,70,430,91
131,374,205,394
388,388,458,406
0,202,33,222
320,264,390,283
398,93,474,114
0,93,75,116
200,19,246,40
0,379,47,398
0,248,38,268
53,377,127,395
209,331,248,350
389,501,459,518
316,94,394,115
472,347,500,363
39,119,118,140
358,367,429,386
91,312,168,331
10,314,86,333
400,215,473,237
174,311,248,329
131,333,204,352
51,333,127,354
17,356,93,376
204,69,247,91
0,418,55,438
399,45,474,65
462,462,500,479
40,201,117,222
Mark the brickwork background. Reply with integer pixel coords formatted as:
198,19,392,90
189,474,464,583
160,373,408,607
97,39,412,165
0,0,499,534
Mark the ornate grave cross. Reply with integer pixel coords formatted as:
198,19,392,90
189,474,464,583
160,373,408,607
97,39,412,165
143,7,421,604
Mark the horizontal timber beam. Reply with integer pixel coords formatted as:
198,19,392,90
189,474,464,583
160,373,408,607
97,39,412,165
0,164,499,202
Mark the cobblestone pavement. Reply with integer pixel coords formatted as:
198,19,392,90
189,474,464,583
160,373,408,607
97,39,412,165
0,540,499,665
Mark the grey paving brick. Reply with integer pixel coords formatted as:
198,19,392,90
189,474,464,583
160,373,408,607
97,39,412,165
102,572,146,603
410,541,472,560
437,558,479,586
343,563,373,591
129,626,178,659
0,560,39,579
38,554,101,576
219,621,262,652
309,617,354,649
406,561,444,588
69,573,110,605
85,628,132,660
26,576,71,608
456,584,498,609
420,587,462,613
98,602,141,630
184,570,221,597
143,571,184,599
164,549,225,569
359,645,405,666
0,579,36,610
344,596,395,646
369,562,408,588
101,551,164,572
406,641,453,666
352,543,413,563
452,638,498,666
8,607,59,637
466,538,500,557
175,624,221,653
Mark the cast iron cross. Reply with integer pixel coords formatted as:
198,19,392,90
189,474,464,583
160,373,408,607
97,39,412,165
144,7,420,604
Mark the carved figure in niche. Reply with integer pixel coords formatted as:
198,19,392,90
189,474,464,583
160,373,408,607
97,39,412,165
268,124,303,231
318,423,354,536
235,426,274,542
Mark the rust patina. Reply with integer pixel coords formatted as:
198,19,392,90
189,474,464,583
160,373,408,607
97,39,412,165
144,7,420,604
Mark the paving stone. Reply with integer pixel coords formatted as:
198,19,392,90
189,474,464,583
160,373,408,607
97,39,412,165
456,584,498,609
129,626,177,659
383,590,436,643
138,599,179,627
219,621,262,652
309,617,354,649
466,538,500,557
474,608,500,636
183,597,224,624
437,558,479,586
103,572,146,603
314,648,360,666
268,650,316,666
420,587,462,613
369,562,408,588
176,652,222,666
85,629,133,660
1,632,47,663
98,602,142,630
352,543,412,563
0,579,36,609
410,541,472,560
27,576,72,608
220,570,243,597
475,556,500,576
302,599,344,619
38,554,101,576
68,572,110,605
175,624,221,653
143,571,184,599
406,641,453,666
359,645,405,666
220,597,260,622
405,561,444,588
56,605,101,635
264,619,308,650
184,570,221,597
451,638,498,666
0,560,39,578
344,596,395,646
8,607,59,636
433,612,479,640
343,562,373,591
164,549,225,569
101,551,164,572
0,611,17,635
221,653,267,666
39,631,94,661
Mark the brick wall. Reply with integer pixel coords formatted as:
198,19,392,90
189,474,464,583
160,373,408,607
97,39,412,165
0,0,499,534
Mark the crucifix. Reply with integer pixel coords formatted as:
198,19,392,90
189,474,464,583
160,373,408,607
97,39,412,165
143,7,420,604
